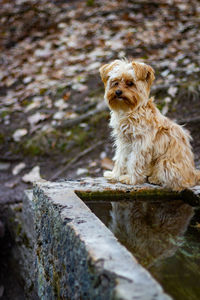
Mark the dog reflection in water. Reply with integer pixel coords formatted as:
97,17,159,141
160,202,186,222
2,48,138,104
109,200,194,267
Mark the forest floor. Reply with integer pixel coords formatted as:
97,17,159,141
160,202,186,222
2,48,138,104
0,0,200,205
0,0,200,298
0,0,200,203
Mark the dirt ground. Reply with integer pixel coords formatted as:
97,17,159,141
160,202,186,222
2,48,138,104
0,0,199,203
0,0,200,298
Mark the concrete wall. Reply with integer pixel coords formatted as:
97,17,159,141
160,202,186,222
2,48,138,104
8,178,200,299
32,179,173,300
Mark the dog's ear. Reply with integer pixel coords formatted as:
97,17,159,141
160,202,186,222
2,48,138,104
132,62,155,87
99,63,110,84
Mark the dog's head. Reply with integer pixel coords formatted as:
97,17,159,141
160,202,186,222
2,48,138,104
99,59,155,111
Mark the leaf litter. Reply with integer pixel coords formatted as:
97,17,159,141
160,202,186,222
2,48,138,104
0,0,200,188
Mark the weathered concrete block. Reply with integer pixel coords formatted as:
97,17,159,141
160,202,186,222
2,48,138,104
7,177,200,299
32,179,172,300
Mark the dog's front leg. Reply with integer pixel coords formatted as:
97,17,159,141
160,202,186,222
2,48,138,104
104,166,121,182
118,150,147,185
104,141,128,182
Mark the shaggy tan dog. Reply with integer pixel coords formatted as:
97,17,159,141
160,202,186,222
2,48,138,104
100,59,200,191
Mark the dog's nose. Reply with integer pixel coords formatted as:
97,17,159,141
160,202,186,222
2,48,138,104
115,90,122,97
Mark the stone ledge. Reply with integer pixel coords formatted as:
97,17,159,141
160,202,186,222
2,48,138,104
36,177,200,205
8,177,200,299
32,178,174,300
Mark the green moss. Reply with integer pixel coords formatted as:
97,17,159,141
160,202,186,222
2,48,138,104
16,222,22,236
1,110,10,118
76,75,87,83
23,142,44,156
180,81,199,90
74,130,88,147
86,0,95,6
0,133,5,144
22,232,31,248
14,108,108,157
89,88,104,98
14,205,22,212
20,99,31,107
65,125,91,150
156,101,165,112
9,217,15,223
21,129,59,155
54,85,68,98
21,127,77,155
76,189,180,202
36,66,43,74
53,269,61,300
90,110,109,125
36,246,41,259
39,88,48,95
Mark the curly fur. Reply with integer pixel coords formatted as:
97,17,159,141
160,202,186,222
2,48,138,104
100,59,200,191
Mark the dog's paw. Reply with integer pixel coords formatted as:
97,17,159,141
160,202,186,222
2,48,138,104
118,174,133,185
104,171,117,182
148,175,160,185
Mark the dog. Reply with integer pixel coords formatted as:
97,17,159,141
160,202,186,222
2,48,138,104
99,59,200,191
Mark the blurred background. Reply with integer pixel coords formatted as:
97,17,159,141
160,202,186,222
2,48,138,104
0,0,200,204
0,1,200,298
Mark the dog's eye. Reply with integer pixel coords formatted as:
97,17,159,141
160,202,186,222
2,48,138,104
114,82,118,86
127,81,134,87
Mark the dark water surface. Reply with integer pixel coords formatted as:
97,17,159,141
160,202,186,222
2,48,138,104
85,199,200,300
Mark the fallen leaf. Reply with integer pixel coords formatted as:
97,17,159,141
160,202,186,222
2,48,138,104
23,76,32,84
12,162,26,175
22,166,42,183
63,92,71,101
89,161,97,167
161,105,169,116
54,99,69,110
51,70,64,80
100,151,106,159
76,168,88,176
86,61,101,71
13,128,28,142
164,97,171,103
25,102,41,112
65,112,78,119
28,112,48,126
161,69,170,77
35,48,51,58
101,157,114,170
53,111,66,120
168,86,178,97
72,83,88,92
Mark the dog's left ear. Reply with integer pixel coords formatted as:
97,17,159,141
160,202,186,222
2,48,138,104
99,63,110,84
132,62,155,87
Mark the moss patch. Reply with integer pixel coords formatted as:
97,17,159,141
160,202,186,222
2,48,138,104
18,110,109,157
75,188,180,202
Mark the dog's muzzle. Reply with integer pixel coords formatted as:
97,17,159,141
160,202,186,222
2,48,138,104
115,90,122,97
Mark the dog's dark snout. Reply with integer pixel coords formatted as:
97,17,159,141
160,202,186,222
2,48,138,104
115,90,122,96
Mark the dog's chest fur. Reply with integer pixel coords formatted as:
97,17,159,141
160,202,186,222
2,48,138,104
110,110,155,149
